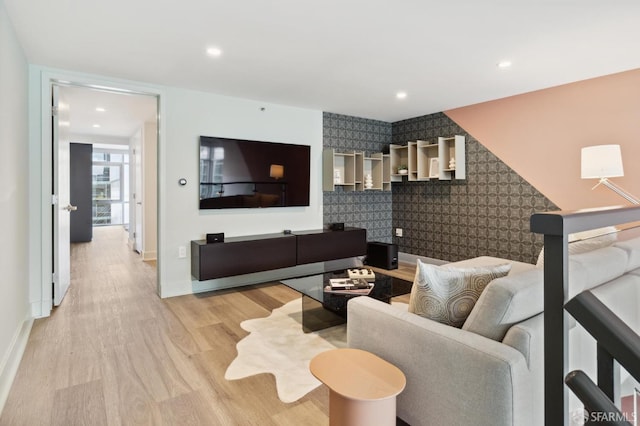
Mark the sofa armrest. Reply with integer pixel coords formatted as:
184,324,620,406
347,297,533,426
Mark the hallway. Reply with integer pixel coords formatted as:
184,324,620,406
1,227,328,425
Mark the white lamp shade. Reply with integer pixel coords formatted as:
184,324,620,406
580,144,624,179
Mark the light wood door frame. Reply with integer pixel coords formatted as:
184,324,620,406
36,71,164,318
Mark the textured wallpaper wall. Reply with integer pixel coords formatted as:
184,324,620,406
391,113,558,264
322,112,393,243
323,111,557,263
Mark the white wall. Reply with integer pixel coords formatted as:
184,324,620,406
161,87,323,297
27,67,324,309
0,0,32,412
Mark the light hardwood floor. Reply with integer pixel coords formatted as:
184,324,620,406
0,227,413,426
1,227,332,425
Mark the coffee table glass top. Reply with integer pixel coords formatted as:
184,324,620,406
282,269,412,332
281,269,412,304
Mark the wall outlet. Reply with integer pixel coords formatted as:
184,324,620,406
178,246,187,258
395,228,403,237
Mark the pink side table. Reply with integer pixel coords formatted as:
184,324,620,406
310,348,406,426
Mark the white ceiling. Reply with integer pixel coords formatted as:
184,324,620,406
60,86,157,139
6,0,640,122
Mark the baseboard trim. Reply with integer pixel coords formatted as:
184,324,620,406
399,251,447,266
0,317,34,416
31,300,51,319
142,250,157,261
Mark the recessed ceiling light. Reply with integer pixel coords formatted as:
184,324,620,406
497,60,512,69
396,92,408,99
95,107,106,112
206,47,223,57
92,124,101,128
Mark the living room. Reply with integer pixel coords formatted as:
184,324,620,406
2,1,640,425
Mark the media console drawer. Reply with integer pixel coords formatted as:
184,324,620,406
295,228,367,264
191,234,297,281
191,227,367,281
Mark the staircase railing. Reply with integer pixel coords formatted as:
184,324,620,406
564,291,640,425
530,206,640,425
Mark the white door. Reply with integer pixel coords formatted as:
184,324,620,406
52,85,74,306
132,130,143,253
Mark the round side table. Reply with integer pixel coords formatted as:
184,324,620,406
310,348,406,426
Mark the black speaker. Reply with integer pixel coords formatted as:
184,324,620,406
206,232,225,243
329,222,345,231
365,242,398,270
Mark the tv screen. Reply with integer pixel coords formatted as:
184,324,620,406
199,136,311,209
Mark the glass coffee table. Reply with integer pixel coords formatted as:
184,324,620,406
281,270,412,333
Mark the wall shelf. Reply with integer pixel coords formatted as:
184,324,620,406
324,149,387,191
324,136,465,192
323,149,357,191
391,135,466,182
438,135,466,180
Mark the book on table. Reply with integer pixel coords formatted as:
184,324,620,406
325,278,374,294
347,268,376,281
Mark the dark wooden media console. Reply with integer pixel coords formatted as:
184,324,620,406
295,228,367,264
191,227,366,281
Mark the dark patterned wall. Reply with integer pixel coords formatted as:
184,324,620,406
391,113,558,264
323,112,393,243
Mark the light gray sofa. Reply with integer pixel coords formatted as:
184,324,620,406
347,238,640,426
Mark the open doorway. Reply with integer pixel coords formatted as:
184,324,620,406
54,83,158,306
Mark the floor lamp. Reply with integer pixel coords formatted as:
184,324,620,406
581,144,640,205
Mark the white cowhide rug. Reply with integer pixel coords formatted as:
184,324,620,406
225,298,347,403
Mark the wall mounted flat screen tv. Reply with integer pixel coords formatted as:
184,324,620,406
199,136,311,209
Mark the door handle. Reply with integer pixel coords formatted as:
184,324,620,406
63,204,77,212
136,202,142,205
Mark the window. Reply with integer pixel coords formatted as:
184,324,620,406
92,145,129,226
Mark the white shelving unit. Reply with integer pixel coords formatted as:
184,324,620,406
323,136,465,191
390,135,466,182
438,135,466,180
354,151,364,190
323,149,357,191
323,149,386,191
363,153,384,190
417,140,439,181
382,154,391,191
389,144,408,182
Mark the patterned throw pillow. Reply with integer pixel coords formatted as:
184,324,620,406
408,260,512,327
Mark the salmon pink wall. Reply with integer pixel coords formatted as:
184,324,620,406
445,69,640,210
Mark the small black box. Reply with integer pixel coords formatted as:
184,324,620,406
206,232,225,243
329,222,345,231
365,242,398,270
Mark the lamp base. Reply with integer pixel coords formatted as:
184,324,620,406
593,178,640,205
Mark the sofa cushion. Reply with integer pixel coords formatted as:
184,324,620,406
568,246,628,292
613,236,640,272
463,246,629,342
448,256,535,276
536,226,618,267
408,260,511,327
590,274,640,331
462,268,545,341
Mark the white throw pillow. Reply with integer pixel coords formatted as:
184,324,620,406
408,260,512,327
